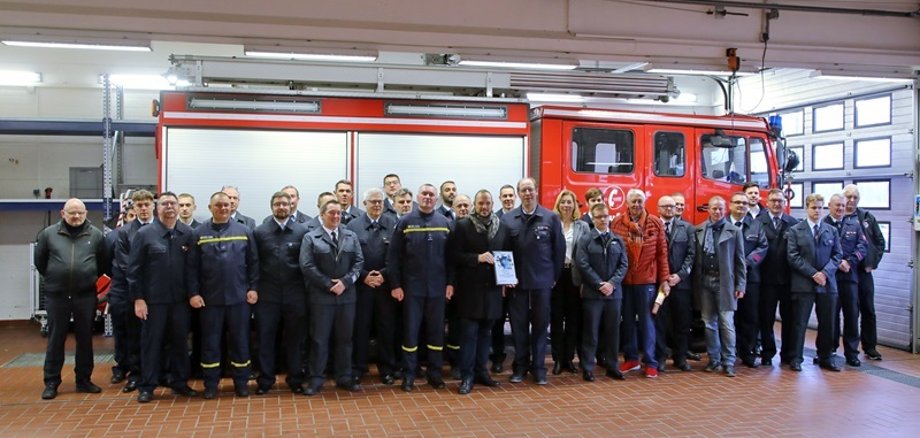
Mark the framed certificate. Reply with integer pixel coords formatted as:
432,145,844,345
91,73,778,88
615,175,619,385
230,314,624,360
493,251,518,285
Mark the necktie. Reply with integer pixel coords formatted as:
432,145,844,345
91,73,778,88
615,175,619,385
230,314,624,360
703,225,714,254
773,216,781,230
813,224,819,241
332,230,339,248
665,221,671,236
735,221,742,229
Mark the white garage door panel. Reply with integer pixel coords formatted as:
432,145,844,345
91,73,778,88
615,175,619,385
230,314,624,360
164,128,348,219
356,133,525,202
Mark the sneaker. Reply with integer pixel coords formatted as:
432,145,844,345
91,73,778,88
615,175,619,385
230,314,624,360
644,367,658,378
619,360,641,373
703,362,721,373
865,350,882,361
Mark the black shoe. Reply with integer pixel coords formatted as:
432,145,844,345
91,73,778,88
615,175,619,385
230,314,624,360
563,361,579,374
290,385,304,394
255,386,270,395
741,357,759,368
509,372,525,383
606,369,625,380
41,385,58,400
428,376,446,389
111,369,126,384
725,366,736,377
790,362,803,372
76,382,102,394
819,361,842,372
235,386,250,397
865,350,883,361
304,383,322,396
475,375,501,387
137,391,153,403
582,371,595,382
534,375,548,385
381,374,396,385
846,358,862,367
172,386,199,397
687,352,703,361
552,362,563,375
122,380,138,393
458,378,473,395
490,362,504,373
703,362,720,373
203,388,218,399
675,361,692,372
336,380,361,392
401,376,414,392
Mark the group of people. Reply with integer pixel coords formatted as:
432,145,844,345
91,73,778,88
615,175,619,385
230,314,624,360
33,173,885,402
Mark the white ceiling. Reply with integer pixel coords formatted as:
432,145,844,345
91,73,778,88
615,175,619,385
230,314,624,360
0,0,917,105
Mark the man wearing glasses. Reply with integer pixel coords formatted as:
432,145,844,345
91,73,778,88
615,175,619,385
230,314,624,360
654,195,696,372
755,189,799,366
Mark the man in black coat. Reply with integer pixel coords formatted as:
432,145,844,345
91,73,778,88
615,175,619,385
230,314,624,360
253,191,309,394
449,190,510,394
786,193,842,372
843,184,886,361
655,195,696,372
127,192,198,402
825,194,867,367
575,203,629,382
222,185,257,229
300,200,364,395
729,193,768,369
756,188,799,366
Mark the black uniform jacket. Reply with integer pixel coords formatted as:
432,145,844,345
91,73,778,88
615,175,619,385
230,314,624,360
127,220,194,304
253,218,309,305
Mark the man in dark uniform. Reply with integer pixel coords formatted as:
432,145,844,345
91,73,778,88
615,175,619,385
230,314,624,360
742,182,768,220
436,180,458,221
502,177,565,385
222,185,256,229
824,193,867,367
336,180,364,226
756,188,799,366
347,188,400,385
301,200,364,395
388,183,453,392
127,192,199,402
262,185,312,225
843,184,886,361
188,192,260,399
490,184,516,372
35,198,108,400
575,203,628,382
786,193,842,372
449,189,509,394
177,193,201,228
306,192,337,231
729,193,768,369
110,189,155,393
252,191,309,395
655,195,696,372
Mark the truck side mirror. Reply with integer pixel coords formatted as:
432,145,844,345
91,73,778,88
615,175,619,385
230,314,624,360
783,149,800,173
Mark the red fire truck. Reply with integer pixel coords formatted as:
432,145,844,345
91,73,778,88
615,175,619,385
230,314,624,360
154,91,781,222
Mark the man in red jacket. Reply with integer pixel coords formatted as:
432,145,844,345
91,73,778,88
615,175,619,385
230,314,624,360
611,189,670,378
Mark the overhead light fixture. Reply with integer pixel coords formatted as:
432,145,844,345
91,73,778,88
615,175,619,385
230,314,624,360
101,74,189,90
188,98,321,113
2,40,151,52
526,93,585,103
0,70,42,86
648,68,756,77
458,60,577,71
810,72,913,84
244,50,377,63
385,103,507,119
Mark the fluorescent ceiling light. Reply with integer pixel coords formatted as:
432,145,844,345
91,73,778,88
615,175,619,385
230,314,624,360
0,70,41,86
526,93,585,103
102,74,188,90
648,68,756,77
385,104,507,118
189,98,321,113
458,60,577,71
812,74,913,84
2,40,150,52
245,51,377,62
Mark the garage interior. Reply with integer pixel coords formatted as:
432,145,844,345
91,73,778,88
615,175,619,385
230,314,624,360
0,1,919,436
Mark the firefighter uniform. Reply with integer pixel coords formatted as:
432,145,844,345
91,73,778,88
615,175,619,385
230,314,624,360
387,210,453,388
126,220,195,395
252,218,309,393
188,220,259,393
110,219,149,388
823,214,867,363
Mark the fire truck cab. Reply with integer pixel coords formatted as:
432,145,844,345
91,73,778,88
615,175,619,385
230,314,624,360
531,106,780,224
